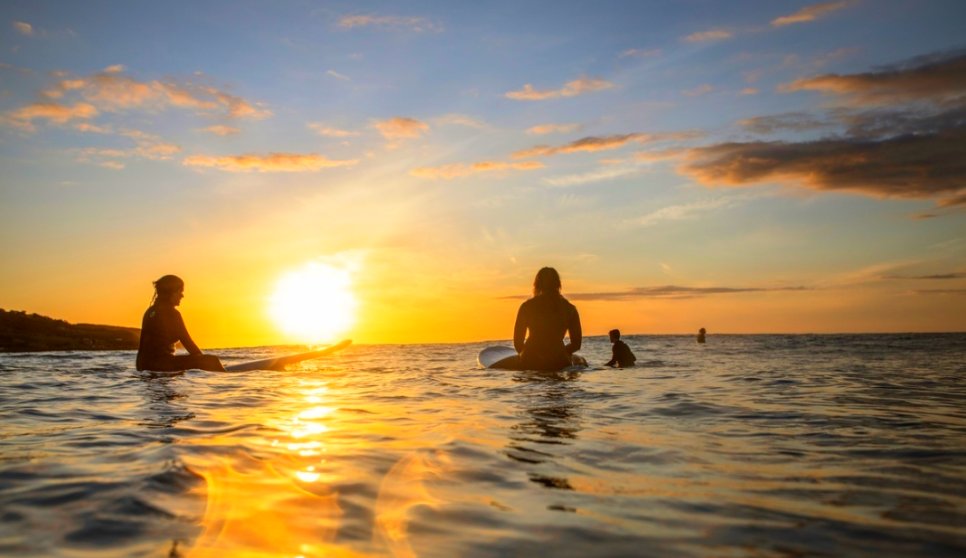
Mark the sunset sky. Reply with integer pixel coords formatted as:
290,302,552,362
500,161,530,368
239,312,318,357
2,0,965,347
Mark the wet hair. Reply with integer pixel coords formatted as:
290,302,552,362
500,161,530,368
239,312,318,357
151,275,184,305
532,267,562,298
699,328,706,334
609,329,621,339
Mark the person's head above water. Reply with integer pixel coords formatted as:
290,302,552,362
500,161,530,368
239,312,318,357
609,329,621,342
152,275,185,306
532,267,562,298
699,328,706,334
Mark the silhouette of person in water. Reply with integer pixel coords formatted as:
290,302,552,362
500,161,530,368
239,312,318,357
697,327,706,344
499,267,582,371
605,329,636,368
136,275,226,372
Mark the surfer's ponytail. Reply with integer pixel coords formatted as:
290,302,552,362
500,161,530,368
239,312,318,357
532,267,563,299
151,274,184,305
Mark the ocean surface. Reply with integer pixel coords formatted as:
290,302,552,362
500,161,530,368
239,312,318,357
1,334,965,557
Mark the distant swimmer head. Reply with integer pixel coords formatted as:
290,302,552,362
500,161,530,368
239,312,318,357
533,267,562,298
699,328,706,334
609,329,621,342
152,274,185,306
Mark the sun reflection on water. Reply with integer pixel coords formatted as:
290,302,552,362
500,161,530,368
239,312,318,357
185,376,452,557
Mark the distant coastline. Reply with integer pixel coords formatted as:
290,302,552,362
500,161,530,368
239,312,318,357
0,309,139,353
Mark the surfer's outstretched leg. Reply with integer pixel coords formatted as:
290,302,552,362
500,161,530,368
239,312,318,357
172,354,226,372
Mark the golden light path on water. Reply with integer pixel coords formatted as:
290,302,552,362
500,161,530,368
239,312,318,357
182,376,451,558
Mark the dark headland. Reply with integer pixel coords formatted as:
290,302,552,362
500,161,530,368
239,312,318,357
0,309,139,353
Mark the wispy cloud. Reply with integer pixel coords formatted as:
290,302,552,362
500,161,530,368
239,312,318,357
499,284,808,301
374,117,429,143
629,195,755,228
13,21,33,36
682,84,714,97
737,112,831,134
2,102,98,132
411,161,544,179
433,113,486,129
307,122,358,137
683,29,732,42
36,70,272,120
542,166,639,187
881,272,965,280
526,123,582,135
740,87,760,95
326,70,350,81
506,76,613,100
199,125,240,136
771,1,850,27
513,131,702,158
103,64,125,73
911,289,966,296
619,48,662,58
338,15,442,32
183,153,358,172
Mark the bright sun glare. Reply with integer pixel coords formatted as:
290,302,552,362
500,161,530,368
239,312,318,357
269,262,356,343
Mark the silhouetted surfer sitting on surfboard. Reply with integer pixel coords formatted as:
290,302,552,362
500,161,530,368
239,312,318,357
136,275,226,372
494,267,583,371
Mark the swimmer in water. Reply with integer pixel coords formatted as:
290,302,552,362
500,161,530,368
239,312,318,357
135,275,226,372
697,327,706,344
605,329,636,367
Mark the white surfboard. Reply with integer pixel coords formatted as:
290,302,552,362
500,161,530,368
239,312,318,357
478,346,518,368
224,339,352,372
477,345,588,370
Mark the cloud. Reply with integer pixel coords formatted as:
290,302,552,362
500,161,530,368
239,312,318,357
307,122,358,137
513,131,702,158
911,289,966,295
0,62,34,75
76,137,183,164
542,166,639,187
679,129,966,205
199,125,240,136
433,113,486,129
337,15,441,32
184,153,359,172
499,284,808,301
737,112,832,134
13,21,33,36
678,48,966,209
630,196,751,227
2,102,98,131
37,70,272,120
411,160,544,179
620,48,662,58
326,70,350,81
682,84,714,97
374,117,429,141
103,64,125,73
683,30,732,42
771,1,850,27
506,76,613,100
778,49,966,106
526,123,582,135
881,272,966,280
740,88,760,95
72,122,113,133
99,161,125,169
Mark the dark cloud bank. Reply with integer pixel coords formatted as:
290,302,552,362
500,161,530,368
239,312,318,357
683,48,966,209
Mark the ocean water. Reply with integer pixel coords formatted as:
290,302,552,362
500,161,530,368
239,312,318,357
1,334,965,557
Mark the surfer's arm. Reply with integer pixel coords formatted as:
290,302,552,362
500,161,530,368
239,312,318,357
565,307,582,354
174,311,203,356
513,304,527,354
605,348,617,367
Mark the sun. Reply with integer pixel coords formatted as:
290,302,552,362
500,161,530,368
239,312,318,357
269,262,357,343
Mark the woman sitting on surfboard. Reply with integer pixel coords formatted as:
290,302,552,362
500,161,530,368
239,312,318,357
502,267,582,371
136,275,226,372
